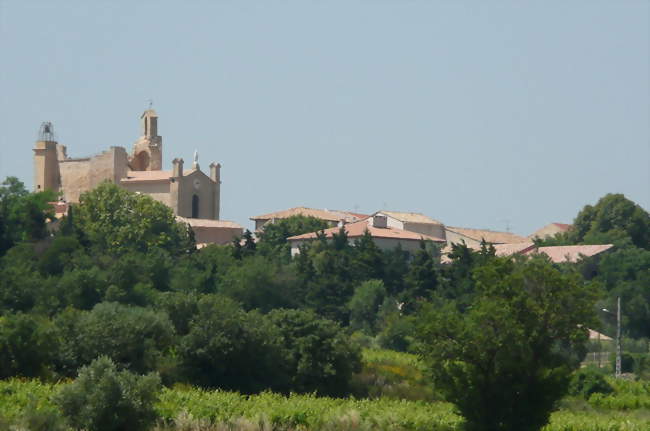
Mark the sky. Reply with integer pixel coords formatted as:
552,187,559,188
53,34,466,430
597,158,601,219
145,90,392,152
1,0,648,235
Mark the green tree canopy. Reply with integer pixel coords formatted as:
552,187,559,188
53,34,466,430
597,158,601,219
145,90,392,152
73,182,194,255
257,215,329,259
416,256,599,431
0,176,57,255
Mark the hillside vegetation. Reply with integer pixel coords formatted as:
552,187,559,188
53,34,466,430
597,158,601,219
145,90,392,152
0,178,648,430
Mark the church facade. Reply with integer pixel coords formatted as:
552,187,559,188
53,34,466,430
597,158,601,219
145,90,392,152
33,109,220,219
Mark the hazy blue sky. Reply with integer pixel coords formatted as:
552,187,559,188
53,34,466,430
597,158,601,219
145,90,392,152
1,1,648,234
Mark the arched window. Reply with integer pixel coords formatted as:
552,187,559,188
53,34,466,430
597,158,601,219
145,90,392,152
192,194,199,218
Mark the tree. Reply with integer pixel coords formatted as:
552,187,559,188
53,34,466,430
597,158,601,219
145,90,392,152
56,356,161,431
257,215,328,260
401,241,440,312
348,279,387,334
0,177,57,255
55,302,175,376
220,255,300,312
268,308,362,396
416,256,599,431
178,295,285,392
73,182,194,255
569,194,649,249
0,313,57,378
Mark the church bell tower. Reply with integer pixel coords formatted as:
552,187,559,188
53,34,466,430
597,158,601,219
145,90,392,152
130,109,163,171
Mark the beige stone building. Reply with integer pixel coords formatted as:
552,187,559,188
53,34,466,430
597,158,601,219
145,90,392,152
373,211,446,240
287,215,446,257
33,110,242,244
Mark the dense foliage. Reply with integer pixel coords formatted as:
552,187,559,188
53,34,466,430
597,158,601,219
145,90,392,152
56,356,161,431
416,257,599,431
0,178,647,430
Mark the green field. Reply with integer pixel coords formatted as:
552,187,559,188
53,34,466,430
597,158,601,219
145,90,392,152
1,351,649,431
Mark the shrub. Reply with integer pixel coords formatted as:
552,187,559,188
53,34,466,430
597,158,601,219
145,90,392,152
178,295,285,392
568,367,614,398
268,308,362,396
55,356,161,431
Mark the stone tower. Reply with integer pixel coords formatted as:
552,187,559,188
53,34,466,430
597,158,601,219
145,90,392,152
33,122,61,192
130,109,162,171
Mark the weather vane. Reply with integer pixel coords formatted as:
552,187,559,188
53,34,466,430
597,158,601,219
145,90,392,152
147,98,153,109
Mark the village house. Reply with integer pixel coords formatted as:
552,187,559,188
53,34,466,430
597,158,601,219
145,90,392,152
287,214,446,257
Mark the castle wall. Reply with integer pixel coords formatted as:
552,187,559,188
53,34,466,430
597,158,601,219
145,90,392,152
59,147,130,202
59,159,91,202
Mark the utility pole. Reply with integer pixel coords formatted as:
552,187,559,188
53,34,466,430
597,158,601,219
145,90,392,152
616,296,622,378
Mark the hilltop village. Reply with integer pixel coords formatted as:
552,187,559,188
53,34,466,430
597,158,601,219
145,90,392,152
0,108,646,431
35,110,613,263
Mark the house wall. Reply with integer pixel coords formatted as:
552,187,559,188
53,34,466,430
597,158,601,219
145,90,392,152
192,226,243,245
402,222,446,239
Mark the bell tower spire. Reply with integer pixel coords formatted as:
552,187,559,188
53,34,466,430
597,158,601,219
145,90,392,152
130,107,163,171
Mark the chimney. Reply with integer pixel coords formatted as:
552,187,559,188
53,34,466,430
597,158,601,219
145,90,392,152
172,158,184,177
210,162,221,183
372,215,388,228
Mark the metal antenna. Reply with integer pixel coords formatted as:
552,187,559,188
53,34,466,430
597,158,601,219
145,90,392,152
498,218,511,232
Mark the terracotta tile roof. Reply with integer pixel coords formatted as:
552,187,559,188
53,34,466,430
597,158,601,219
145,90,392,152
531,244,614,263
121,170,173,182
176,216,243,229
493,242,537,256
251,207,365,223
378,211,443,225
287,219,446,242
446,226,527,244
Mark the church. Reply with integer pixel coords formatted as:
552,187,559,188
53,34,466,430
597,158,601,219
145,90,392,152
33,109,243,244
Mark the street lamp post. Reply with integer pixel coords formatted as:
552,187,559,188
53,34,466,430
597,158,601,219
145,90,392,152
602,296,622,378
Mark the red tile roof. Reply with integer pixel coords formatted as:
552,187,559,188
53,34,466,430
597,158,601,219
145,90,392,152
287,219,446,242
493,242,537,256
531,244,614,263
446,226,528,244
251,207,366,223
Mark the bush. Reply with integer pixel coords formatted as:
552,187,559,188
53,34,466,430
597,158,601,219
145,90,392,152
268,309,362,396
178,295,285,392
54,302,175,376
55,356,161,431
568,367,614,398
0,313,57,379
